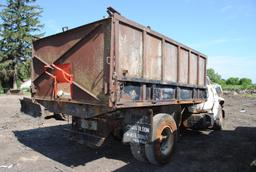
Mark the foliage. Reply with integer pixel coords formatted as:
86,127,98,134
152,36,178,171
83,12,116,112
207,68,226,85
239,78,252,86
0,81,3,93
221,84,256,91
221,85,242,91
207,68,255,91
17,59,31,81
0,0,43,90
226,77,240,85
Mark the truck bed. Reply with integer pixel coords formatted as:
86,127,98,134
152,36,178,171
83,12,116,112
31,11,207,118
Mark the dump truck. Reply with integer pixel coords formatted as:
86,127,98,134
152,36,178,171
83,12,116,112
31,7,221,165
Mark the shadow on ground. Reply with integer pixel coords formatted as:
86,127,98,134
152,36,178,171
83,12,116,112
13,125,256,172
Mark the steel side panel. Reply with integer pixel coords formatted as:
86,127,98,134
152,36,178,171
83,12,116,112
179,48,189,84
190,53,198,85
164,42,178,82
118,23,143,78
114,15,207,86
144,34,162,80
33,21,105,68
32,19,111,104
113,14,207,107
199,57,206,86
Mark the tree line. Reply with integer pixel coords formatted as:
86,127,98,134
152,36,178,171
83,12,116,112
207,68,256,90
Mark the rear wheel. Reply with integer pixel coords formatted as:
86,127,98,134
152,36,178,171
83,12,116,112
145,113,177,165
130,143,148,162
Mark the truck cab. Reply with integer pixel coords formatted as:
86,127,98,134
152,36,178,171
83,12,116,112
187,77,225,130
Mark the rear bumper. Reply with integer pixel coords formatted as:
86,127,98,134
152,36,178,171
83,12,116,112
35,98,110,119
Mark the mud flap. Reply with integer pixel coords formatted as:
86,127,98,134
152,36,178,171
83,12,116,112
123,113,152,144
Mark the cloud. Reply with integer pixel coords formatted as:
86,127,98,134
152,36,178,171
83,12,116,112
208,56,256,83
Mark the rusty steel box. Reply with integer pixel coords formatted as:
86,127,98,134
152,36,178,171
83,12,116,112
31,11,207,119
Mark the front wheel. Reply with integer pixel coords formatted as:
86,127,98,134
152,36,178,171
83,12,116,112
213,107,225,130
145,113,177,165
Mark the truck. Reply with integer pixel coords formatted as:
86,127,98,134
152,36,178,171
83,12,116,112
31,7,224,165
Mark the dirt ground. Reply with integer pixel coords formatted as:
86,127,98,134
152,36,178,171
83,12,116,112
0,95,255,172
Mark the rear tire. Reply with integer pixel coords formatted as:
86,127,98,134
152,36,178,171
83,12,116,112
130,143,148,162
145,113,177,165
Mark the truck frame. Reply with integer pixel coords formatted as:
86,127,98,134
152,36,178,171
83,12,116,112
31,8,209,165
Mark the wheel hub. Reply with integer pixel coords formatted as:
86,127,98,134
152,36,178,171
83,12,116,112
159,126,173,156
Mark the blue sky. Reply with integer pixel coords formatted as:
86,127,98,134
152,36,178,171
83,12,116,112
37,0,256,82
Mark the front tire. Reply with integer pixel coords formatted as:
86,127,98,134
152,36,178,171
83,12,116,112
145,113,177,165
213,107,225,130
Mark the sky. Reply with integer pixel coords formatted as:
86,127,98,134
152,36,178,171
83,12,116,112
36,0,256,83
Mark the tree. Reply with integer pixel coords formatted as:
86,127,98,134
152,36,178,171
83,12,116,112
226,77,240,85
239,78,252,86
207,68,224,84
0,0,43,91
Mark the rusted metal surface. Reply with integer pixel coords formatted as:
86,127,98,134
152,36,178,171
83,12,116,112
164,43,178,82
190,53,198,85
179,48,189,84
32,19,111,107
31,9,207,117
144,34,162,80
118,23,143,78
199,56,206,86
36,99,110,118
112,13,207,107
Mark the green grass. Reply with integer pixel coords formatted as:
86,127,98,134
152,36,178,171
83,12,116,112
222,85,242,91
222,84,256,91
242,93,256,99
